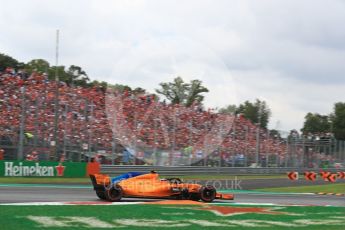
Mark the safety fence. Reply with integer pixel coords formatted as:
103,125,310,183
100,165,344,176
1,134,345,168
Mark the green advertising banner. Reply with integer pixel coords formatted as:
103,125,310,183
0,161,88,177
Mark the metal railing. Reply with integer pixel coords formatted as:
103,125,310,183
1,135,345,167
100,165,344,176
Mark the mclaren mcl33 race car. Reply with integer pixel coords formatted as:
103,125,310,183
90,171,234,202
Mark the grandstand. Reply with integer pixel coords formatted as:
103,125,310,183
0,70,343,167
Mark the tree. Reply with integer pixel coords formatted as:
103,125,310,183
236,99,271,129
1,53,94,88
301,113,331,134
98,81,108,91
66,65,89,87
25,59,50,74
332,102,345,140
219,104,237,114
45,65,89,87
287,129,300,142
47,66,69,82
269,129,282,139
185,80,209,107
107,84,132,93
89,80,108,91
0,53,23,71
156,77,209,107
132,87,146,95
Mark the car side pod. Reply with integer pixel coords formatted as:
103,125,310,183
216,193,234,200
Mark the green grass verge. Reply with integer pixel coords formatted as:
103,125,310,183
255,183,345,193
0,204,344,229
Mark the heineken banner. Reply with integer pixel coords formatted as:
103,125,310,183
0,161,92,177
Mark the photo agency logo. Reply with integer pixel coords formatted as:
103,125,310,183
101,177,242,191
105,36,238,166
183,178,243,190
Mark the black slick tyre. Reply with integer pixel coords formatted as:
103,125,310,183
105,184,123,202
199,185,216,202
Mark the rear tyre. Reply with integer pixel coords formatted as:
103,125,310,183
105,184,123,202
95,190,106,200
199,185,216,202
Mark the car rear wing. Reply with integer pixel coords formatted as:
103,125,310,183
90,174,111,190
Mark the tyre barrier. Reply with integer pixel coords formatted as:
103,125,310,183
320,171,331,181
287,171,345,182
304,171,317,181
287,171,299,180
337,171,345,179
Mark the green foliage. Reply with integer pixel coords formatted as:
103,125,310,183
0,53,23,71
332,102,345,140
287,129,300,142
39,64,90,87
237,99,271,129
66,65,89,87
218,100,271,128
89,80,108,91
156,77,209,107
22,58,90,87
47,65,67,81
218,104,237,114
132,87,146,95
185,79,209,107
301,113,331,134
269,129,282,139
156,77,188,105
25,59,50,74
108,84,132,92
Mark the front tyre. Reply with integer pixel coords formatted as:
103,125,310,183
105,184,123,202
199,185,216,202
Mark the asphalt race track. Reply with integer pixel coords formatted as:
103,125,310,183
183,178,345,190
0,185,344,206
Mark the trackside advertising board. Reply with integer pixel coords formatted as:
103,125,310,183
0,161,90,177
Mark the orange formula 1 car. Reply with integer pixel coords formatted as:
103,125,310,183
90,171,234,202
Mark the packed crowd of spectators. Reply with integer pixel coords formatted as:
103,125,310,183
0,69,295,165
